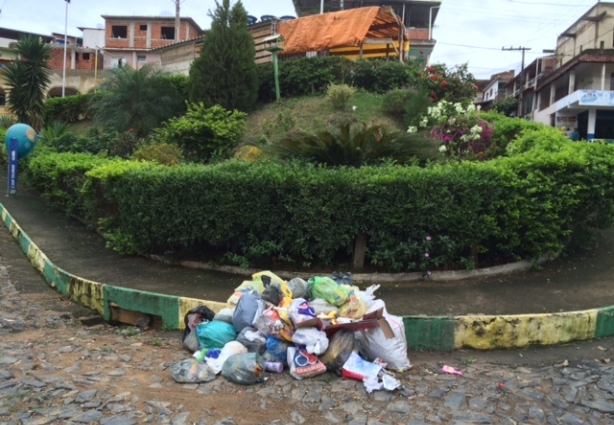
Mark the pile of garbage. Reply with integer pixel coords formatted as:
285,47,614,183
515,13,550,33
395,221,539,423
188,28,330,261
170,271,411,392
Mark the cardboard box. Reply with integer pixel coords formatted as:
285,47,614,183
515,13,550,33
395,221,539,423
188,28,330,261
321,307,394,339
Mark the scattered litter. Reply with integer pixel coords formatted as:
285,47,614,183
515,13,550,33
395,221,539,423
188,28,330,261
598,346,607,351
441,365,463,376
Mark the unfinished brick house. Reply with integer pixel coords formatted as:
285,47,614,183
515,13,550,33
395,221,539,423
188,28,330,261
100,15,203,69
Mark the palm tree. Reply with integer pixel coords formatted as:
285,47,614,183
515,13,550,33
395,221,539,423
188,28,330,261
3,36,52,130
90,64,183,137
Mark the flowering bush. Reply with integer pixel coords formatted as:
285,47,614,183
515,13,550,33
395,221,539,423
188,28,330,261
413,100,494,160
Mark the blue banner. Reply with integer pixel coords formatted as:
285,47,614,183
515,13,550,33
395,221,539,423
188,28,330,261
7,137,18,196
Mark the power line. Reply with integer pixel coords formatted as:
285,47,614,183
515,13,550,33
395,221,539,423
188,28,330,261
437,42,503,51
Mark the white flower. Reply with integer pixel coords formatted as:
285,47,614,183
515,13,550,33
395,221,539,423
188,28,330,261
447,117,456,125
466,104,476,113
470,124,483,135
439,145,447,152
454,103,464,114
407,126,417,134
420,116,428,127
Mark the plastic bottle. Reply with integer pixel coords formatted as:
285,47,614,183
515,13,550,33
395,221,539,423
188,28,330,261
265,362,284,373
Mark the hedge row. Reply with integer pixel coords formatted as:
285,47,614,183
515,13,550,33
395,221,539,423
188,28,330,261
257,57,417,103
23,142,614,271
43,94,94,124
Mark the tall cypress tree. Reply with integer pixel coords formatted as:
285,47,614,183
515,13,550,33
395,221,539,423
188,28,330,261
189,0,258,112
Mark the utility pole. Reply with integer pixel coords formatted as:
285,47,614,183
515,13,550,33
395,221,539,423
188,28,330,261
173,0,186,42
502,46,531,118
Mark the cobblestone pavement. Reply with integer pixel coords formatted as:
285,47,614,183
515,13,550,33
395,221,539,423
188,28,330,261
3,260,614,425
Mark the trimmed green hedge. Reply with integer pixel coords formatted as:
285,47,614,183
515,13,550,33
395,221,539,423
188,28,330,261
23,139,614,271
43,94,94,124
257,57,417,103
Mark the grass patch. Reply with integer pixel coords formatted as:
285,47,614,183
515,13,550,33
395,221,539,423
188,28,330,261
246,92,406,138
66,120,94,136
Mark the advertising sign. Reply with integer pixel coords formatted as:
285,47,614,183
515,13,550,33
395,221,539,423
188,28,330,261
7,137,18,196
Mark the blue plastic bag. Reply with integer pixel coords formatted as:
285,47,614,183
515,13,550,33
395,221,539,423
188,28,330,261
266,336,291,365
196,320,237,350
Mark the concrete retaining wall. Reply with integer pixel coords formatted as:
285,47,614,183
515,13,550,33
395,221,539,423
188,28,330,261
2,202,613,350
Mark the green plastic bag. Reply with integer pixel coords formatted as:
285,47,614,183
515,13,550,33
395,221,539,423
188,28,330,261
308,276,351,307
196,320,237,350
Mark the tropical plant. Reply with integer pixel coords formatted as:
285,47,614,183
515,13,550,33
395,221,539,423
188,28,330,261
0,114,16,129
154,103,246,163
89,64,184,137
256,122,432,167
38,121,70,146
189,0,259,112
2,36,52,130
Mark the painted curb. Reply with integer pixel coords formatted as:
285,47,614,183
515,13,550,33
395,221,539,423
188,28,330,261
2,202,612,351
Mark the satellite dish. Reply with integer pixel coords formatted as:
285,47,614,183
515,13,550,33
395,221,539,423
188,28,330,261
160,10,173,17
96,23,103,30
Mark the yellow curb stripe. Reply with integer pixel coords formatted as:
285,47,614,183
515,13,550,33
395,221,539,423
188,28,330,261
178,297,231,330
454,310,598,350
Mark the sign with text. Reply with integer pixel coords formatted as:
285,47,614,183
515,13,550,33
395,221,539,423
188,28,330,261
7,137,18,196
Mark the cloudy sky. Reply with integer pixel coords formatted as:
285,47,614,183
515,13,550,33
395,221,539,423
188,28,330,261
431,0,602,79
0,0,605,79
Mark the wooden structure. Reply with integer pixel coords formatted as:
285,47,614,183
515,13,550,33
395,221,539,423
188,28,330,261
277,6,407,62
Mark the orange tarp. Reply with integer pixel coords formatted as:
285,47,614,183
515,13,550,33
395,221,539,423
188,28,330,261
278,6,401,55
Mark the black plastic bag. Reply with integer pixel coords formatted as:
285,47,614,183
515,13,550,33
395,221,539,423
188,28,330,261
319,330,356,373
182,306,216,343
236,327,267,354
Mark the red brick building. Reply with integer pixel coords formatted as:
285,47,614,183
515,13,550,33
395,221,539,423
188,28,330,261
101,16,203,69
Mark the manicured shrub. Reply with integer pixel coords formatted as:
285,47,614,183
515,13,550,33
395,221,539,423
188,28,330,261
133,142,184,165
24,140,614,271
155,103,246,163
382,88,412,120
43,94,92,124
326,83,356,110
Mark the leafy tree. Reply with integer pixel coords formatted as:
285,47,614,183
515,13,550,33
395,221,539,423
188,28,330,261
491,96,519,117
189,0,258,112
422,63,477,105
154,103,246,163
90,64,183,137
3,36,52,130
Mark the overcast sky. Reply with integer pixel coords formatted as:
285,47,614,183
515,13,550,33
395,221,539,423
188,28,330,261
431,0,601,79
0,0,605,80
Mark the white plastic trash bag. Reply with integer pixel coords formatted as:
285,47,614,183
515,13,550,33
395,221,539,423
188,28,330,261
354,300,412,372
291,327,329,355
206,341,248,375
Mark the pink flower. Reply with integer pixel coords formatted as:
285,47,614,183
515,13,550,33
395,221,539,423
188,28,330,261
426,236,432,241
424,253,430,258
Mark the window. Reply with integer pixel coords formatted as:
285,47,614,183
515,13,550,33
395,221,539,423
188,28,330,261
140,24,147,31
112,57,125,68
112,25,128,38
0,93,6,106
600,40,605,49
74,53,79,61
161,26,175,40
610,72,614,90
137,54,146,62
83,53,90,60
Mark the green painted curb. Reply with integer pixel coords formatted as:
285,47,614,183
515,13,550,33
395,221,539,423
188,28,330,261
404,316,455,351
